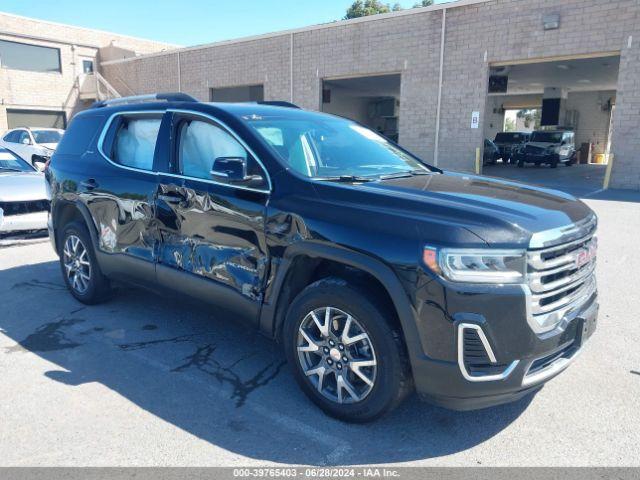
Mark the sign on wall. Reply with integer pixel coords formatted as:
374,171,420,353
471,111,480,129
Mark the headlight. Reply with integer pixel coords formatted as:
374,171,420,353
423,247,526,284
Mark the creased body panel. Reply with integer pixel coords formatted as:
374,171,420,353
156,177,269,303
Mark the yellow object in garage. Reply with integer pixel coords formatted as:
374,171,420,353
593,154,607,164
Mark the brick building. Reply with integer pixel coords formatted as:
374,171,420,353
7,0,640,189
0,12,176,132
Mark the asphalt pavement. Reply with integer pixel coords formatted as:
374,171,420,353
1,191,639,466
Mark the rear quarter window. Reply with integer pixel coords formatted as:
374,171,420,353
55,114,105,156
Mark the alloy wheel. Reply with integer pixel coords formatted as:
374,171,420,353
297,306,377,404
63,234,92,294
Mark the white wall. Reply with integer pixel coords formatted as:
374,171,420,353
566,90,615,154
321,86,370,124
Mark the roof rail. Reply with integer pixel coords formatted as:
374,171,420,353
255,101,301,109
92,92,198,109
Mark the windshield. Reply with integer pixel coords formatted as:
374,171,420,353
243,114,432,178
0,149,34,172
32,130,62,144
495,132,526,143
530,132,564,143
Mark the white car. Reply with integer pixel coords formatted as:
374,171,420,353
0,127,64,171
0,148,49,237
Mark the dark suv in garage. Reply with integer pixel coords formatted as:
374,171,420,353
493,131,531,164
46,94,599,422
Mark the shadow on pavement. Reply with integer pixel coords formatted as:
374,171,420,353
0,259,533,465
582,188,640,203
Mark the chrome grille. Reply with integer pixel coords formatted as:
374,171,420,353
0,200,50,217
526,219,597,333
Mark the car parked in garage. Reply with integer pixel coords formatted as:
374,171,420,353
0,148,49,237
0,127,64,171
515,130,577,168
46,93,598,422
493,131,531,164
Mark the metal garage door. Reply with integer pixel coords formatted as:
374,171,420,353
6,109,66,129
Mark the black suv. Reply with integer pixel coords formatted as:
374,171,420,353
46,93,599,422
493,131,531,164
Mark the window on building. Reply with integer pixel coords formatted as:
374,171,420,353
112,116,162,171
6,109,66,129
82,59,94,74
0,39,62,73
210,85,264,103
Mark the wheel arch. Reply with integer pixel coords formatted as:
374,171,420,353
260,242,422,362
52,200,99,255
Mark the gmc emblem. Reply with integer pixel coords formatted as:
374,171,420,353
575,241,597,269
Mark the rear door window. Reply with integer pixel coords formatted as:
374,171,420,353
107,114,163,171
3,131,19,143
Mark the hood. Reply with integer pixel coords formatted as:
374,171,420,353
527,142,557,149
316,172,593,247
0,171,47,202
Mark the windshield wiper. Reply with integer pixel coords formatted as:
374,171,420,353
0,167,24,172
315,175,375,183
378,169,434,180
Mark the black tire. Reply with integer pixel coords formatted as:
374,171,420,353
59,221,112,305
283,277,412,423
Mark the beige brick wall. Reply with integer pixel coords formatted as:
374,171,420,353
0,12,176,132
100,0,640,189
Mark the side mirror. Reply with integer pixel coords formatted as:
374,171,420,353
33,159,47,171
210,156,265,188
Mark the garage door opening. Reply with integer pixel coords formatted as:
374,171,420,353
210,84,264,103
321,74,400,142
483,54,620,197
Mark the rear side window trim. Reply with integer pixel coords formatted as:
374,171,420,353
97,110,166,176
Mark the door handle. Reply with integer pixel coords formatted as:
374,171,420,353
158,193,184,204
81,178,98,190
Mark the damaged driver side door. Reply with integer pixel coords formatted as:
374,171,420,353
155,111,270,325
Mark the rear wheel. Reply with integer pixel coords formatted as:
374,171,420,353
283,278,411,422
59,222,112,304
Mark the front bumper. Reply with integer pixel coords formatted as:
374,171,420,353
0,210,48,237
408,275,598,411
518,152,557,164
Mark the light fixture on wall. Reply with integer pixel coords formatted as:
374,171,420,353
543,13,560,30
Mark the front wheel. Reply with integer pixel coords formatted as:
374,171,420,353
59,222,112,304
283,278,411,422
